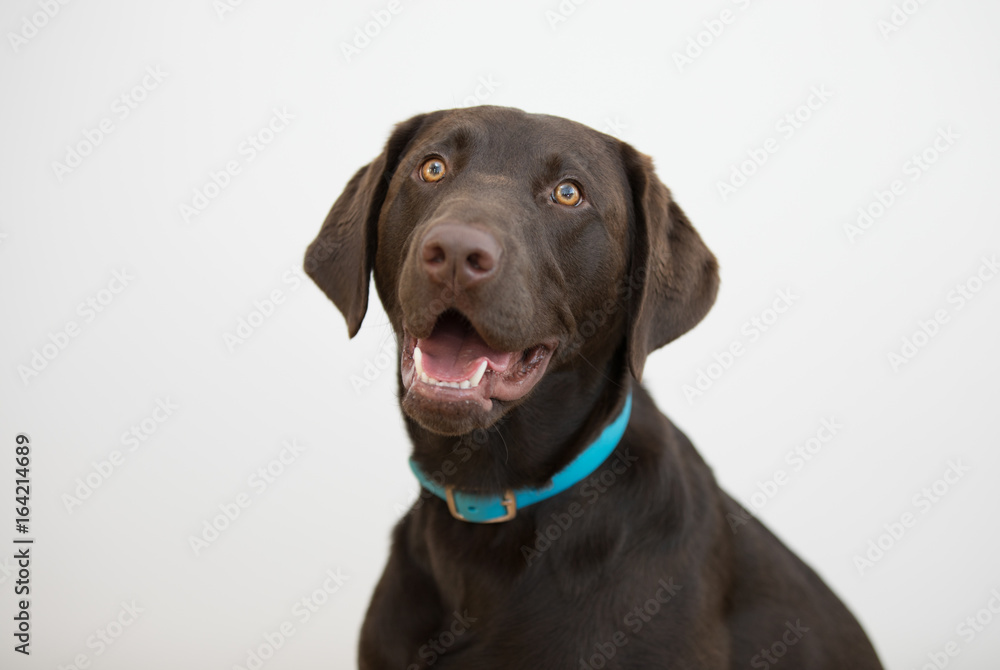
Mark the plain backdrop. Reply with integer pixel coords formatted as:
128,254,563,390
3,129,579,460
2,1,999,668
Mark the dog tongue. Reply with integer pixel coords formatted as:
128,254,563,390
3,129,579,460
418,312,515,381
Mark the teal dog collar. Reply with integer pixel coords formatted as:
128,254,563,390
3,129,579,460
409,391,633,523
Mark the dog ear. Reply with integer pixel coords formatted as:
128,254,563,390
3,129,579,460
303,114,431,337
622,143,720,381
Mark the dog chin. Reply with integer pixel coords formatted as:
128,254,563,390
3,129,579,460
399,389,503,436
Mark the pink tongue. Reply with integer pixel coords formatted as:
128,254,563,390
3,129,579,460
418,314,515,382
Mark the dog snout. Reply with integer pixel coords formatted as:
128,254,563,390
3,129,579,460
420,224,501,290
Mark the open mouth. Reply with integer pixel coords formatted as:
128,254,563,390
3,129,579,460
401,309,556,413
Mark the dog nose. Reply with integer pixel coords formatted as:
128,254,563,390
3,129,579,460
421,224,500,288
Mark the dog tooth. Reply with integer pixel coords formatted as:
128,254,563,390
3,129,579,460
415,355,480,390
413,347,424,377
469,360,487,388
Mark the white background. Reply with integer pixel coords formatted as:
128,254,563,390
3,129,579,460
1,1,999,668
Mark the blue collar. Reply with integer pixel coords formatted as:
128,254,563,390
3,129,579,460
409,391,633,523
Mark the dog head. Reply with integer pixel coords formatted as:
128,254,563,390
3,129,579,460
305,106,718,436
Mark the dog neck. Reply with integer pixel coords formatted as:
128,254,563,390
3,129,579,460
403,346,632,496
409,389,632,523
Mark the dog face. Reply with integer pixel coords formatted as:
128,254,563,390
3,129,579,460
305,106,718,436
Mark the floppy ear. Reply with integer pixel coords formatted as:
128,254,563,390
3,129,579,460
622,143,720,381
303,114,430,337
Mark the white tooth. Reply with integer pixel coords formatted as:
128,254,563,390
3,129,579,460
459,380,470,389
413,347,424,377
469,360,488,388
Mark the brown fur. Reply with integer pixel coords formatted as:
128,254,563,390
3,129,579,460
304,106,882,669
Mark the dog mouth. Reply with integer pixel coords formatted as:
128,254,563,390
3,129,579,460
401,309,556,413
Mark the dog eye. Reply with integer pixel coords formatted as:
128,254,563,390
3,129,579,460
552,181,582,206
419,157,447,183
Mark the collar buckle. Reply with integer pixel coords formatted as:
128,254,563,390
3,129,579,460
445,486,517,523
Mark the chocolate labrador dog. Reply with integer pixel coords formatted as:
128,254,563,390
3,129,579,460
305,106,882,669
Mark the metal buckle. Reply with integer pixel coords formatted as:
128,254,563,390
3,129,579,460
445,486,517,523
